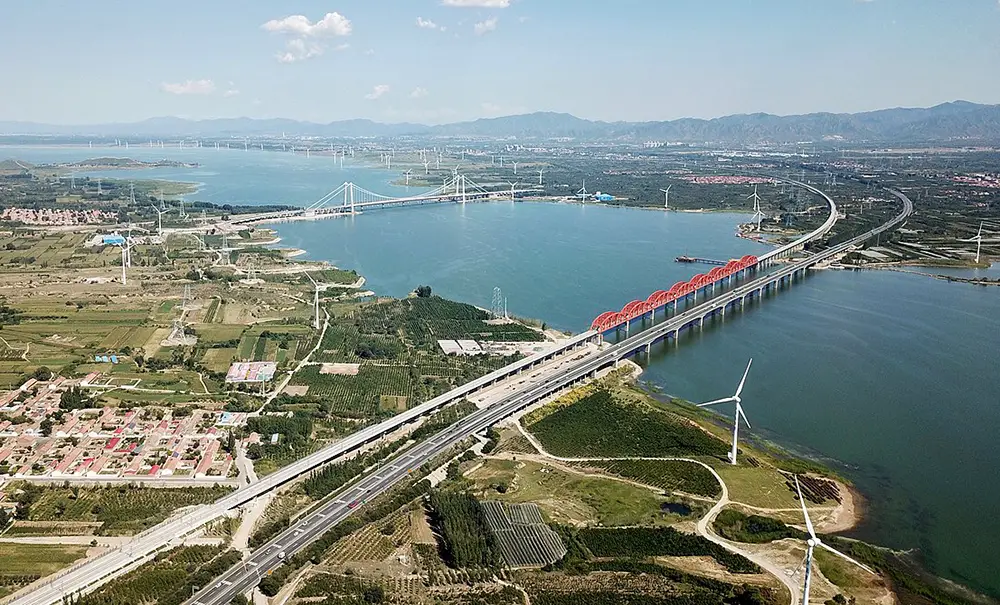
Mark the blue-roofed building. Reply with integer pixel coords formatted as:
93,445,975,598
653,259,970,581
102,234,126,246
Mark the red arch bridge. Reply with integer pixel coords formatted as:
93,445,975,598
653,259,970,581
591,254,760,335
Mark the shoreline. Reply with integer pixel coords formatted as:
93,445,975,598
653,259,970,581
636,382,869,534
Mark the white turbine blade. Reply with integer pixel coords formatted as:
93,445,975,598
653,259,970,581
817,542,876,575
736,403,751,428
734,358,753,398
978,221,984,237
697,396,737,407
794,476,817,539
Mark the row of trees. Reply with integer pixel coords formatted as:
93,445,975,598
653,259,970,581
426,490,501,568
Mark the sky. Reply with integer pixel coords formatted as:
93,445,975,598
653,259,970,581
1,0,999,125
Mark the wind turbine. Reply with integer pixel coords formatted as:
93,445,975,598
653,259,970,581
117,241,135,286
537,167,545,186
423,160,429,175
404,169,412,186
752,198,765,231
697,359,753,465
748,185,764,231
794,475,876,605
508,181,518,201
150,205,167,238
304,273,325,330
512,162,518,175
964,222,985,264
660,184,673,210
577,179,588,202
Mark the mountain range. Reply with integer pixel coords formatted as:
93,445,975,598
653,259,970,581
2,101,1000,144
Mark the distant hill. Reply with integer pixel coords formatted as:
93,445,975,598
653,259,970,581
2,101,1000,143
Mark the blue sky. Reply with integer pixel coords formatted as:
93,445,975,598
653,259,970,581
1,0,998,124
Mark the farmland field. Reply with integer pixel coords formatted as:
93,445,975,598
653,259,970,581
292,364,414,417
0,543,88,597
15,484,232,535
71,545,241,605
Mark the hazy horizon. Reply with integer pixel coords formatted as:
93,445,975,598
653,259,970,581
2,1,999,125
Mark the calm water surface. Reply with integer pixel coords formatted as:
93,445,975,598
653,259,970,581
4,146,998,596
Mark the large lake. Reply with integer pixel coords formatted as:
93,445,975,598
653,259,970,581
4,145,999,596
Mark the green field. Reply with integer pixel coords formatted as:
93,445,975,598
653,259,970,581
527,390,728,459
15,484,232,535
468,459,672,527
0,543,88,595
581,459,721,498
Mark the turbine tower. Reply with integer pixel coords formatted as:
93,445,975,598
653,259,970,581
697,359,753,465
964,222,985,264
748,185,764,231
512,162,518,175
660,184,673,210
117,241,134,286
794,475,876,605
537,168,545,186
508,181,518,201
404,169,412,186
577,179,588,202
305,273,325,330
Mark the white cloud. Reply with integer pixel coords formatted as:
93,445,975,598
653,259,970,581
365,84,391,100
364,48,376,56
481,102,503,114
410,87,429,99
223,88,240,97
416,17,439,30
263,12,352,63
442,0,510,7
160,79,216,95
474,17,498,35
276,39,325,63
334,43,350,51
262,12,352,37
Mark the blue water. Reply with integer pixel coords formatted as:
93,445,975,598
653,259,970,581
4,145,999,597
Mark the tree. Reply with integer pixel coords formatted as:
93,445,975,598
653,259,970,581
0,506,9,529
40,417,54,436
59,387,93,411
230,595,249,605
32,366,53,381
362,586,385,603
414,285,432,298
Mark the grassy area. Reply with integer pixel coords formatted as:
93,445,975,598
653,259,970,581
579,459,721,498
467,459,672,527
713,466,799,509
0,543,88,594
526,389,728,459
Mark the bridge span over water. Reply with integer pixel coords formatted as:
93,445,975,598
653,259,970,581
231,175,538,225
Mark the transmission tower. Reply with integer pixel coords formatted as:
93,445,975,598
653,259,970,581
491,287,504,319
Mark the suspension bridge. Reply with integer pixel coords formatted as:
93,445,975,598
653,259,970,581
232,175,538,225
